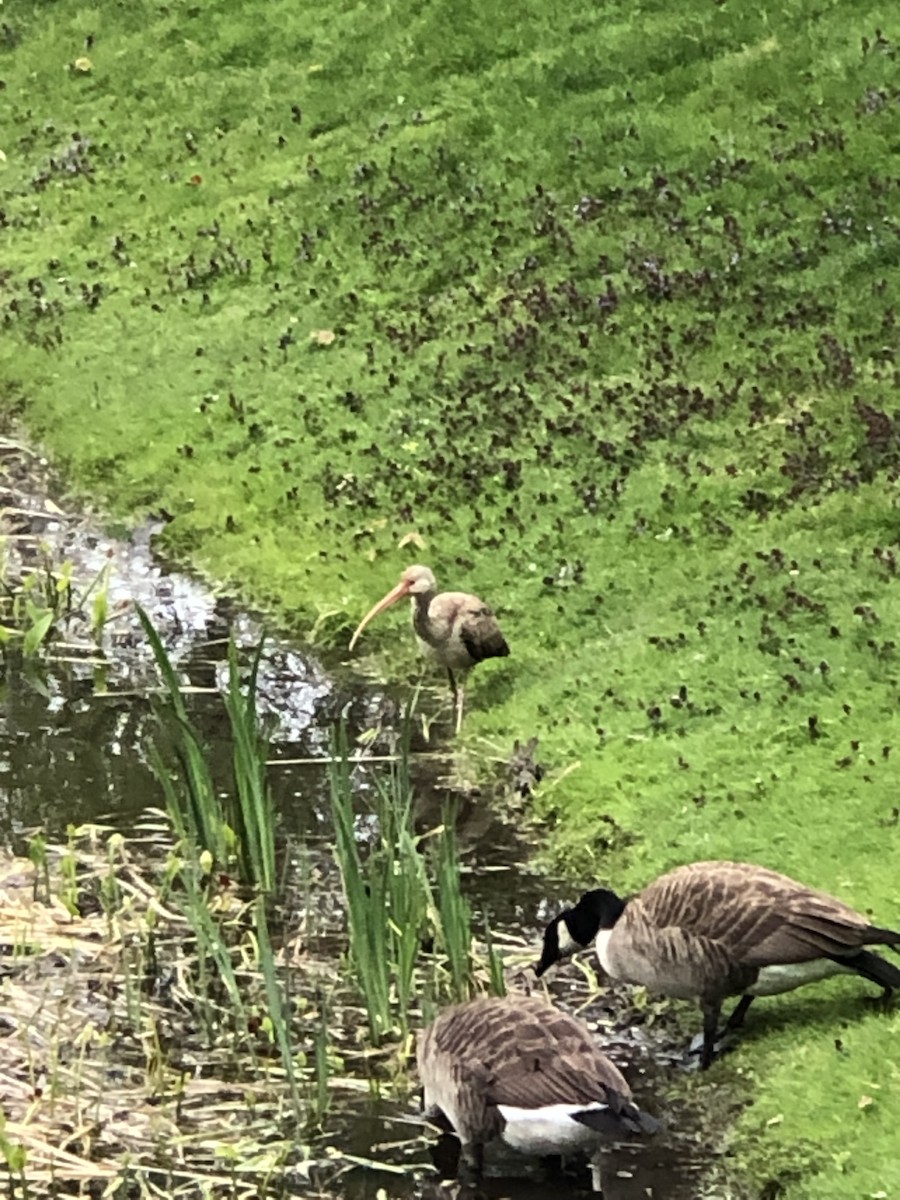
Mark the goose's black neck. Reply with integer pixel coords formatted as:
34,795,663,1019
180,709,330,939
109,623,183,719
568,888,626,944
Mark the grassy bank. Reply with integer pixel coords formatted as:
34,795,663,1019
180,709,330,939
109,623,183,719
2,0,900,1194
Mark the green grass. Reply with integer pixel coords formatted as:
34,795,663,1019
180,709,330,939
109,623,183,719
3,0,900,1193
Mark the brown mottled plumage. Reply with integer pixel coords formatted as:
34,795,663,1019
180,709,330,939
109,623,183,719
348,565,509,731
417,996,659,1191
536,861,900,1068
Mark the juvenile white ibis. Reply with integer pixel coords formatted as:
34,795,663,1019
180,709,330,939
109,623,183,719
348,564,509,732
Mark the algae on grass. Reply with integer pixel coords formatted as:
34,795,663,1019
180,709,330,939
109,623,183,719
3,0,900,1192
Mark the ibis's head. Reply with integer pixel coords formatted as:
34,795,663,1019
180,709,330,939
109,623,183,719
348,565,437,651
399,564,437,595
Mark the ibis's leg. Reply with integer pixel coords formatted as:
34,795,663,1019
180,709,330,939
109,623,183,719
447,669,465,733
451,677,466,734
455,688,466,734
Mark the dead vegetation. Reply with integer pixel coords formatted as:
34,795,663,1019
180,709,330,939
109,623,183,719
0,824,324,1194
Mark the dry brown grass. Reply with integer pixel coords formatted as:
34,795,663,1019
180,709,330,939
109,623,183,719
0,827,321,1195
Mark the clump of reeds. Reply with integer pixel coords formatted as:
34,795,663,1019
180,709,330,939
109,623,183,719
138,605,276,891
139,605,503,1131
328,720,428,1045
137,605,301,1117
0,540,114,656
328,714,503,1046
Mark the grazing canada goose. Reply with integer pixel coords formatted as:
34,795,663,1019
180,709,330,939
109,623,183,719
535,861,900,1069
417,995,659,1192
348,564,509,733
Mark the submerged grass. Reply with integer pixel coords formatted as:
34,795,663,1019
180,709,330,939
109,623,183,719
0,532,114,658
3,0,900,1192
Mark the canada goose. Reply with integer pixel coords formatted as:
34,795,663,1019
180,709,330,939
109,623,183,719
417,995,659,1192
348,565,509,732
535,861,900,1069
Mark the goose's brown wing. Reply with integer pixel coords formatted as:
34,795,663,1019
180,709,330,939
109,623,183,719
742,893,881,965
613,916,755,996
423,997,630,1111
418,1000,500,1139
637,861,877,966
474,999,631,1112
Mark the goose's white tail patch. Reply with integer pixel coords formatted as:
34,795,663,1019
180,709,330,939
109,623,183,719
749,958,851,997
497,1102,609,1155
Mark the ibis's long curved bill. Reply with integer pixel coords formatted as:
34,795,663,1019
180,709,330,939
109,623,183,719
348,579,413,651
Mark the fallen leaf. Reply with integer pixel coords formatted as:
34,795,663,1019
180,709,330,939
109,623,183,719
398,531,426,551
73,56,93,73
765,1114,783,1127
858,1094,874,1110
310,329,335,346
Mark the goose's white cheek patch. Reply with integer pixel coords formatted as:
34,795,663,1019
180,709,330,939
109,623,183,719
556,924,579,957
593,929,615,975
